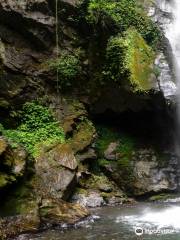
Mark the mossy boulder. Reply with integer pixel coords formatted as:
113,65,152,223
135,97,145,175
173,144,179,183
40,197,89,226
70,119,96,153
106,28,156,92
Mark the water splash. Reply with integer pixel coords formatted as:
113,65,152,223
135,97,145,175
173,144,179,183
117,206,180,231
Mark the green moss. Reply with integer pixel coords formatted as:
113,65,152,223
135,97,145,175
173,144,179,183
95,126,135,190
0,173,16,188
106,29,155,92
96,126,134,159
2,102,65,157
95,126,119,157
69,118,96,153
149,193,172,202
75,188,88,196
0,174,9,188
1,180,37,215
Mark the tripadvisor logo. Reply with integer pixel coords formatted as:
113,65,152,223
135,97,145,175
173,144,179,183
135,227,144,236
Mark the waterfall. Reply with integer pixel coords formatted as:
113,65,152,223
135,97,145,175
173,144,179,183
156,0,180,147
165,0,180,146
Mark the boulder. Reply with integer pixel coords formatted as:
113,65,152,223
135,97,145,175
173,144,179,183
35,143,78,200
132,149,178,196
0,213,40,240
72,191,105,208
101,148,180,196
104,142,119,160
76,148,97,162
39,197,89,226
70,120,96,153
0,140,27,189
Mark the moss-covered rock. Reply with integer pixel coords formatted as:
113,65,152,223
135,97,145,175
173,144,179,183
69,119,96,153
40,197,89,226
106,28,156,92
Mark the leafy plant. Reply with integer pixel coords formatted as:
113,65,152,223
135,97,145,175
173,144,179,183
49,53,82,88
87,0,160,46
3,102,65,157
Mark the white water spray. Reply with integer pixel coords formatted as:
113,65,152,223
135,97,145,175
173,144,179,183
117,205,180,232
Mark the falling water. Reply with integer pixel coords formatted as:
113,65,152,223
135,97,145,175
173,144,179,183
157,0,180,148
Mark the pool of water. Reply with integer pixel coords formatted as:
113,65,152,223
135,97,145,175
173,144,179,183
16,200,180,240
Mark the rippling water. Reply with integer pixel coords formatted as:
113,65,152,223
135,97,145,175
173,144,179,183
16,200,180,240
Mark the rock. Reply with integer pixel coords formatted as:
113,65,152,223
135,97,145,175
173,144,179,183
132,149,178,196
101,147,180,197
0,142,27,189
0,137,7,155
12,147,28,177
70,120,96,153
72,191,105,208
39,197,89,226
76,148,97,162
35,143,77,200
50,99,87,134
0,198,89,239
61,0,81,7
0,140,90,239
107,196,124,206
104,142,119,160
0,0,54,50
98,184,113,193
0,213,40,239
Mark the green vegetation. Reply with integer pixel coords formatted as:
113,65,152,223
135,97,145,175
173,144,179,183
87,0,160,46
49,52,82,88
149,193,173,202
95,126,135,191
2,102,65,157
105,29,155,91
96,126,135,166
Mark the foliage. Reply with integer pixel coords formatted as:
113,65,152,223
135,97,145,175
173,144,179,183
105,28,155,92
49,52,82,88
2,102,65,157
87,0,160,46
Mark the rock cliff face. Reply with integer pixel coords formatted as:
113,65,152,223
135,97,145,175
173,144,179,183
0,0,179,239
0,0,169,113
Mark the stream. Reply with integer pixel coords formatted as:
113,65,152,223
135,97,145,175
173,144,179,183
16,199,180,240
